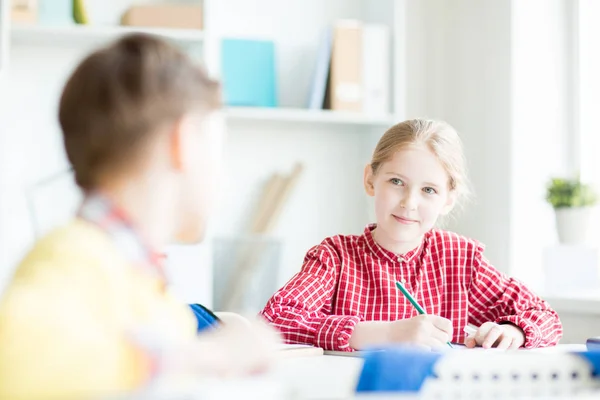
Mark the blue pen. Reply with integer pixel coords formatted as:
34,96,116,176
395,281,453,348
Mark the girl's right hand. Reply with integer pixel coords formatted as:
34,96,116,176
350,315,453,350
388,314,453,349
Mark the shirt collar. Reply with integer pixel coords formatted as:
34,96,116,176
363,223,428,264
77,193,166,281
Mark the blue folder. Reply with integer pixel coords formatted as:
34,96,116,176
189,303,220,333
221,38,277,107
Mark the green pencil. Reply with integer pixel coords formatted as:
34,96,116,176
395,281,453,348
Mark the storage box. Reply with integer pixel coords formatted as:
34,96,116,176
11,0,38,24
121,5,203,30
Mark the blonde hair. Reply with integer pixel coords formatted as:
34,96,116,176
370,119,471,208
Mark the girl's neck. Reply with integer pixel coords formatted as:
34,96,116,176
371,227,423,255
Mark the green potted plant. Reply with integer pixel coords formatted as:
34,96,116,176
546,176,598,244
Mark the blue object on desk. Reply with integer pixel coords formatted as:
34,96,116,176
221,38,277,107
577,350,600,377
587,337,600,351
189,303,220,333
356,346,441,393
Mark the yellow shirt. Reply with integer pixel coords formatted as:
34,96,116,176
0,219,197,400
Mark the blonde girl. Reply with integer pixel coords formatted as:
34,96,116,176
261,119,562,351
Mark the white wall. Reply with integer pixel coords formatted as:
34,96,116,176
510,0,572,287
0,45,82,290
404,0,514,273
403,0,573,284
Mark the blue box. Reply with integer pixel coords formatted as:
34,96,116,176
39,0,73,26
221,38,277,107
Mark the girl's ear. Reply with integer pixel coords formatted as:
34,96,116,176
440,190,457,215
364,164,376,196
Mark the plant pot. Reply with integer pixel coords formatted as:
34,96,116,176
554,206,593,244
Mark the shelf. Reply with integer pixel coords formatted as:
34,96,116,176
224,107,397,127
10,24,204,46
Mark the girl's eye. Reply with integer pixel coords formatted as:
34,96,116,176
423,187,437,195
390,178,404,186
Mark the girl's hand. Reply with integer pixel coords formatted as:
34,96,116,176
350,314,453,351
388,314,453,350
464,322,525,350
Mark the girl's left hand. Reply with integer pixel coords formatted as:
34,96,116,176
464,322,525,350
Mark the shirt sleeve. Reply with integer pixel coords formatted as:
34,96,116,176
467,245,563,348
260,243,361,351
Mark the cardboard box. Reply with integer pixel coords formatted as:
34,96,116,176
11,0,38,24
121,5,203,30
327,20,363,112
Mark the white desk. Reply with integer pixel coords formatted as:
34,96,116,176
273,354,364,399
271,344,592,399
137,345,596,399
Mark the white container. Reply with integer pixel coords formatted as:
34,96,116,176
212,236,282,314
554,206,593,244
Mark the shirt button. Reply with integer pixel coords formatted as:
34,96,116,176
397,255,404,263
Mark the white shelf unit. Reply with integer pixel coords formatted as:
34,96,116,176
10,24,205,46
0,0,407,305
225,107,396,127
4,0,405,127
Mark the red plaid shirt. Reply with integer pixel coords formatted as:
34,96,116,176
261,225,562,351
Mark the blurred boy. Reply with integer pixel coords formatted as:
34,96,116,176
0,34,277,400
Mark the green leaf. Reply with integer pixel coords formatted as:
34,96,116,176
546,176,598,208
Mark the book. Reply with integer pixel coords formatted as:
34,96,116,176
362,24,391,116
221,38,277,108
326,20,363,112
307,27,333,109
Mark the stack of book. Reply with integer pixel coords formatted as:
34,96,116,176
308,20,391,116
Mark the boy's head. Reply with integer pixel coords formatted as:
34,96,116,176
59,33,223,243
364,119,470,248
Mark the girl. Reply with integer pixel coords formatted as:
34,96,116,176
261,119,562,351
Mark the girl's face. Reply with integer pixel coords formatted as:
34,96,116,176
364,144,456,254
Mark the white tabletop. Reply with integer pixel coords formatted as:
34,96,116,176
271,344,593,399
129,344,596,399
273,354,365,399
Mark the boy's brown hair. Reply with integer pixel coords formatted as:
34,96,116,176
59,33,220,191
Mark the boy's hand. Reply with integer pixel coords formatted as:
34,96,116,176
388,314,453,349
210,316,282,375
464,322,525,350
165,317,281,378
